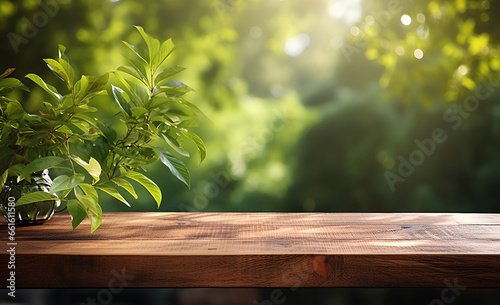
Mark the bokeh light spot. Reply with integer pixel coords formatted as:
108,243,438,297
458,65,469,75
480,13,489,22
249,26,262,39
0,1,15,15
395,46,405,56
414,49,424,59
401,14,412,26
365,15,375,25
416,13,426,23
284,33,310,57
350,26,360,36
328,0,362,25
416,25,429,39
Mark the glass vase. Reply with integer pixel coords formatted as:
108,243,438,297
0,170,60,225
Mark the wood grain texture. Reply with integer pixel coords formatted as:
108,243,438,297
1,212,499,288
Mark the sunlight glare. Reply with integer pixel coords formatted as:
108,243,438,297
328,0,363,25
395,46,405,56
414,49,424,59
416,13,426,23
401,14,411,25
284,33,310,57
458,65,469,75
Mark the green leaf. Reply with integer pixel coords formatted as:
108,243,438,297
0,95,17,103
157,81,193,97
87,73,109,94
8,164,24,177
73,113,98,128
179,129,206,163
157,38,176,70
77,133,100,141
123,41,148,64
129,59,149,82
130,106,148,118
65,104,98,113
58,46,72,83
117,66,149,87
150,115,174,124
134,25,161,69
178,98,209,121
148,94,173,109
111,177,138,199
75,193,102,233
55,125,73,134
113,73,142,107
163,113,182,123
80,90,107,104
88,136,110,163
88,158,102,183
15,191,59,207
0,77,30,92
59,58,74,88
96,121,117,143
178,119,199,128
58,44,70,63
4,100,24,120
74,74,108,103
73,75,90,102
133,83,149,107
49,174,85,193
25,73,62,102
61,94,74,108
156,148,190,188
95,183,130,207
20,156,65,180
71,156,101,183
71,119,92,133
59,187,72,200
0,147,13,159
154,66,186,87
67,199,87,230
0,170,9,190
79,183,99,201
125,171,162,207
162,133,190,157
44,58,71,88
113,146,158,164
111,85,132,116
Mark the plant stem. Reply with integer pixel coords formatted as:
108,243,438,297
65,134,76,175
110,156,122,179
70,88,76,106
120,124,136,147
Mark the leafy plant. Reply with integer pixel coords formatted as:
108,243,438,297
0,68,31,185
0,27,207,232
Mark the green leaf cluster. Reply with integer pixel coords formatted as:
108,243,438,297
108,26,207,189
0,27,207,232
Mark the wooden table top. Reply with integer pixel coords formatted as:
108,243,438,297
1,212,499,288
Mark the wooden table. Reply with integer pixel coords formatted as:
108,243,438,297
1,212,499,288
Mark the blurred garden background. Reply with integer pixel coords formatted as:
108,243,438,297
1,0,500,304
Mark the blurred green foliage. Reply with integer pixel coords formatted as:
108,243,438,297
0,0,499,214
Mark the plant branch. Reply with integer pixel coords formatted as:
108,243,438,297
65,133,75,175
70,88,76,106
